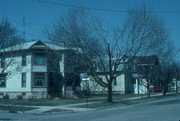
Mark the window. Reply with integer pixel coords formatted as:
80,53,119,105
113,78,117,86
22,55,26,66
59,54,62,61
131,79,136,84
21,73,26,87
133,64,136,70
34,73,45,86
34,53,46,65
139,80,142,85
0,58,5,68
0,74,6,87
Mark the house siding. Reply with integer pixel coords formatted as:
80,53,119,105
81,74,126,94
0,53,33,98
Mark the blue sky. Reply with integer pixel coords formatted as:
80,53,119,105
0,0,180,52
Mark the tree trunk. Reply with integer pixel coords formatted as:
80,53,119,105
163,68,170,96
176,79,178,94
163,80,167,96
107,80,112,102
147,79,150,98
107,43,113,102
163,89,166,95
145,71,150,98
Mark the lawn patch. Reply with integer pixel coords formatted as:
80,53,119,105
0,118,16,120
0,99,85,106
0,105,37,113
75,101,134,109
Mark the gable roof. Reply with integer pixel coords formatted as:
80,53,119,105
132,55,159,66
0,40,69,53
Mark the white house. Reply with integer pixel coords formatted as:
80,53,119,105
81,73,126,94
81,73,148,94
0,40,81,99
81,55,159,95
169,78,180,91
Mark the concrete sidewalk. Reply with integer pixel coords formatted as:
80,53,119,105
26,103,96,114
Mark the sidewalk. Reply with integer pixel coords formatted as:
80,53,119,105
26,103,96,114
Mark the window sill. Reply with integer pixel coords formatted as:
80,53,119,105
32,86,48,88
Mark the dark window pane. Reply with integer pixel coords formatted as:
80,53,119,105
34,73,45,86
113,78,117,86
22,73,26,87
34,54,46,65
131,79,136,84
0,74,6,87
0,58,5,68
22,55,26,66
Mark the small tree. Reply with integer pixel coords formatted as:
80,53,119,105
0,18,23,78
158,46,175,95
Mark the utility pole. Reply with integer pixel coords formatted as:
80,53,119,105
176,49,180,94
22,17,26,42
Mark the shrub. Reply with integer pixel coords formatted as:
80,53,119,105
17,95,23,100
3,94,10,100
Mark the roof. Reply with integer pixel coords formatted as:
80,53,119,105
0,40,70,52
44,42,68,50
130,55,159,66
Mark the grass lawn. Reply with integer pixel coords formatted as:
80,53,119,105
0,105,37,113
113,94,145,98
0,98,86,106
128,93,178,103
0,93,175,106
0,94,143,106
75,100,134,109
88,94,145,101
75,93,178,109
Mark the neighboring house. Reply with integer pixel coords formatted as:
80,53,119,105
81,55,160,94
81,72,126,94
168,78,180,91
129,55,160,94
0,40,81,99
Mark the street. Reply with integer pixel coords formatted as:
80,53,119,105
0,96,180,121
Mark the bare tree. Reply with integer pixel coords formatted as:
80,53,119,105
46,6,173,102
157,42,175,95
0,18,23,78
121,6,174,97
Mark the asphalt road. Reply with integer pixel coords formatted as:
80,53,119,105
0,96,180,121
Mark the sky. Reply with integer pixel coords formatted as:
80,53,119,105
0,0,180,53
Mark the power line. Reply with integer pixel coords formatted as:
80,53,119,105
0,14,50,40
34,0,128,13
1,7,52,27
34,0,180,14
1,1,179,41
16,29,48,40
